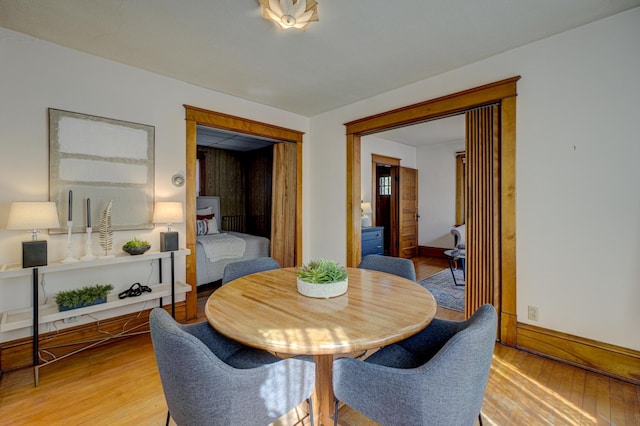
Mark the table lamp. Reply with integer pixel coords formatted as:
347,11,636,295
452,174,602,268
361,202,372,227
153,202,183,252
7,201,60,268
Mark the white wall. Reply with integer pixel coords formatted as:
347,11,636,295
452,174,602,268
417,141,465,248
360,134,417,204
309,8,640,351
0,28,309,342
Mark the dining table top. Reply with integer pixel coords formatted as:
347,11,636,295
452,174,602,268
205,266,437,355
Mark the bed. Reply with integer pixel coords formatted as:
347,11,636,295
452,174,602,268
195,196,270,286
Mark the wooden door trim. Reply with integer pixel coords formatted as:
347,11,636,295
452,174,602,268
184,105,304,320
345,76,519,345
371,154,401,166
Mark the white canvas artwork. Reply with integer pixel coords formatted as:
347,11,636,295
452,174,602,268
49,109,155,233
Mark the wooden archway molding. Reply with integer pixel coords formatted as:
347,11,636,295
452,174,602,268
183,105,304,320
345,77,520,345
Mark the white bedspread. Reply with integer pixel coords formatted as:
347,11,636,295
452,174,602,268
198,233,247,263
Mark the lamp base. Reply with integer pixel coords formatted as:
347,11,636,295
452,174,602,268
160,232,179,252
22,240,47,268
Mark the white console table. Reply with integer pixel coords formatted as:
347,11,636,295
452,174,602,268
0,249,191,386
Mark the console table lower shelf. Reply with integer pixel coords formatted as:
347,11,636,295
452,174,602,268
0,281,191,386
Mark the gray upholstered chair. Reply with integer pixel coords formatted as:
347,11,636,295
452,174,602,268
149,308,315,426
358,254,417,281
221,257,280,285
333,304,497,426
451,224,466,250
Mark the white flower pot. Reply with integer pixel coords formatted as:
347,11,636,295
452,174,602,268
297,277,348,299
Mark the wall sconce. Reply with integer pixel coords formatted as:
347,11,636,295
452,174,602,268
7,201,60,267
153,202,184,252
361,202,372,228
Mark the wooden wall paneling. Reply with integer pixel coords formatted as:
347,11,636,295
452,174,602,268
246,147,273,238
201,147,245,217
465,105,501,318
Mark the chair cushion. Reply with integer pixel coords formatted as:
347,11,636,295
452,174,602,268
365,345,422,369
223,346,280,369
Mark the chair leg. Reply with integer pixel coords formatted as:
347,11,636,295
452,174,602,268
166,411,170,426
334,399,339,426
307,398,314,426
478,412,483,426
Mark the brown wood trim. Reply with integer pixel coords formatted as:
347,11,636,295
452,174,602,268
346,133,361,267
346,76,520,344
517,322,640,385
371,154,401,166
185,119,198,319
296,139,303,266
184,106,304,316
345,77,520,135
500,96,518,346
0,303,186,372
184,105,304,142
418,246,448,258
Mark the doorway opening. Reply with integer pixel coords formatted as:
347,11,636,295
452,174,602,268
183,105,304,320
375,163,394,255
345,77,519,345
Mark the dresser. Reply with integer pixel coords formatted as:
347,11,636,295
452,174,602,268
361,226,384,256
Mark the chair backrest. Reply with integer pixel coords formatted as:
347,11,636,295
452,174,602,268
413,304,497,425
358,254,416,281
222,256,280,284
333,304,497,426
451,224,466,249
149,308,314,426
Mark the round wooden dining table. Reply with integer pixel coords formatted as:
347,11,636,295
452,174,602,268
205,267,437,425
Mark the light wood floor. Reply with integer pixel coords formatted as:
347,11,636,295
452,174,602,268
1,257,638,425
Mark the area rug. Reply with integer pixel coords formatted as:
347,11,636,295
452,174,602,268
419,269,465,312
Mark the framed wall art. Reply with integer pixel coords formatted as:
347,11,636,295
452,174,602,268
49,108,155,233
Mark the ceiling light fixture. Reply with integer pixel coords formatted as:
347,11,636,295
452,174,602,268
259,0,318,31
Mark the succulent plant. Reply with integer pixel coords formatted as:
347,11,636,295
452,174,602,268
297,259,348,284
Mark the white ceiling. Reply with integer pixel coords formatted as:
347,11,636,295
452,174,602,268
1,0,639,120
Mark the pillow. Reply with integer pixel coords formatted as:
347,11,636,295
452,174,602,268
197,213,215,220
196,217,219,235
196,207,213,215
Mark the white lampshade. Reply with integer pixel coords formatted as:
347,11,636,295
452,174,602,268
153,202,183,230
361,202,372,215
7,202,60,240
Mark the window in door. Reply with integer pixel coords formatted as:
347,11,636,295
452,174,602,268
379,175,392,196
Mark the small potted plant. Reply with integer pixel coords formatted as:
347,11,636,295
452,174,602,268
55,284,114,312
122,237,151,255
297,259,348,298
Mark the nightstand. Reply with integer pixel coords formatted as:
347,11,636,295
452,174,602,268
361,226,384,256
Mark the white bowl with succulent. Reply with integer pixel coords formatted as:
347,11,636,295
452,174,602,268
296,259,348,298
